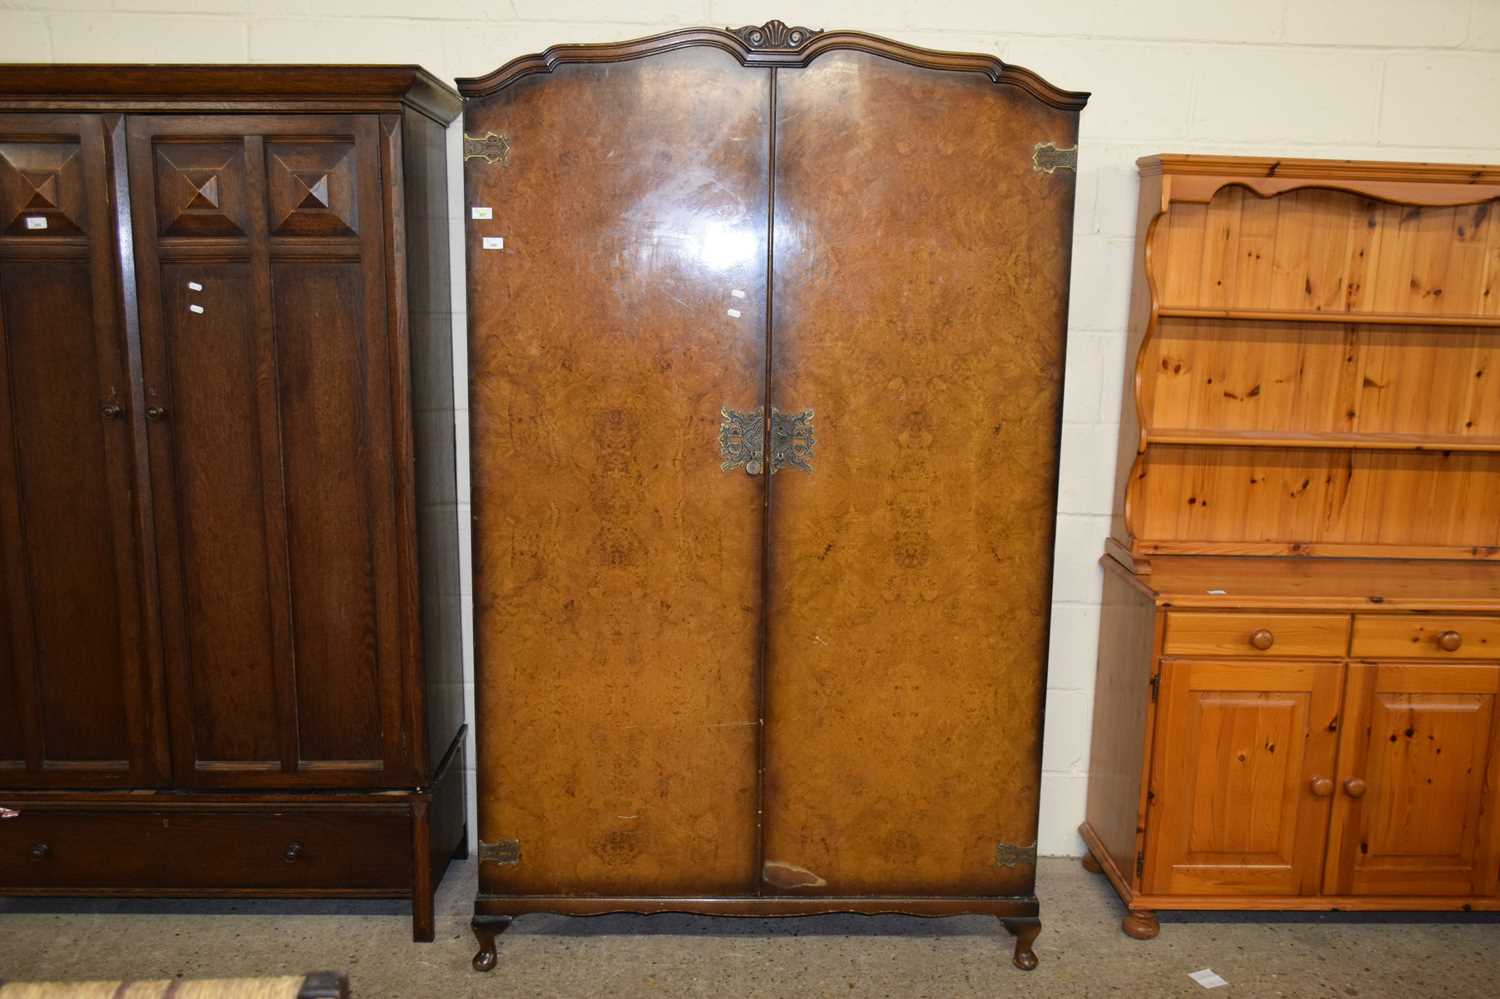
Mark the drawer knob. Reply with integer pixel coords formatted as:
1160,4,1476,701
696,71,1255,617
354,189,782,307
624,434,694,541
1437,630,1463,652
1344,778,1368,799
30,842,49,860
145,405,168,422
1309,776,1334,798
283,841,303,864
1249,628,1275,651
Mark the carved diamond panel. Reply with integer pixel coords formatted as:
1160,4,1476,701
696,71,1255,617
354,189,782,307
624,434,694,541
266,142,358,237
154,141,248,237
0,141,86,236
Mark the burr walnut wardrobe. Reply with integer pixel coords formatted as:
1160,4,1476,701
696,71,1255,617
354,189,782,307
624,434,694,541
459,23,1087,971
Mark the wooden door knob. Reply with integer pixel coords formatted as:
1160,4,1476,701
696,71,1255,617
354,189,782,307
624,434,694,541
1309,777,1334,797
30,842,49,860
1437,630,1463,652
1249,628,1275,650
1343,778,1368,799
283,841,303,864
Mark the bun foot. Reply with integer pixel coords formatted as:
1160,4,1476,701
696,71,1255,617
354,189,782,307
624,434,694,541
1080,851,1103,874
1122,909,1159,940
471,915,512,972
1000,918,1041,971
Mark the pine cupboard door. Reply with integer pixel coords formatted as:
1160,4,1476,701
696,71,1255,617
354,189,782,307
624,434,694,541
0,114,163,787
761,53,1079,896
1144,660,1342,896
464,47,769,897
126,115,411,788
1324,662,1500,897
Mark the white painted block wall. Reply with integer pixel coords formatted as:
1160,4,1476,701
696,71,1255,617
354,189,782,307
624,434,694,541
7,0,1499,857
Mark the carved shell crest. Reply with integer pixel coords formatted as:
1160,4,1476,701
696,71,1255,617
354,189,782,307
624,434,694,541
731,19,822,50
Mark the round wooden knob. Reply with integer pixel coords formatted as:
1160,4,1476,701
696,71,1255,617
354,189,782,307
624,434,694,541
1437,630,1462,652
1344,778,1368,799
1249,628,1275,651
145,405,168,422
30,842,49,860
283,841,303,864
1309,777,1334,797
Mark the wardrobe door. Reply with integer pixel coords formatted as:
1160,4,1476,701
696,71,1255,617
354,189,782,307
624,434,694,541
0,114,161,787
464,47,768,896
762,55,1079,895
127,114,411,788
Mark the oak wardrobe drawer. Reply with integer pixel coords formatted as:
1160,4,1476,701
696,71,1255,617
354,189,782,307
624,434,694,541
1163,613,1350,657
1351,616,1500,660
0,805,411,892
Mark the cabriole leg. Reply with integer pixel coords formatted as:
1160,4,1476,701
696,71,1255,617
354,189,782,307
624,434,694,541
1000,918,1042,971
471,915,513,972
1080,851,1103,874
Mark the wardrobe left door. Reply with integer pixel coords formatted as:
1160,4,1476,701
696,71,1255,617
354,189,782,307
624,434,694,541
127,114,412,789
0,113,164,787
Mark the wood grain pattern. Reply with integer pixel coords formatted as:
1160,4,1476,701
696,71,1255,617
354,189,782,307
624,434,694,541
762,50,1076,896
1111,554,1500,610
1145,659,1342,896
1113,157,1500,560
465,46,769,897
1163,612,1350,657
1351,614,1500,659
1324,662,1500,896
0,113,156,786
1083,564,1160,886
0,68,464,942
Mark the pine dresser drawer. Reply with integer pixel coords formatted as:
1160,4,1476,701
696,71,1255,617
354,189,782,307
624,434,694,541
1163,612,1351,657
0,802,411,893
1351,616,1500,660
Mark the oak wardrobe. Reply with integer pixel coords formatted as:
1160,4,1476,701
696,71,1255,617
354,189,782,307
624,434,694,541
460,24,1087,971
0,66,466,940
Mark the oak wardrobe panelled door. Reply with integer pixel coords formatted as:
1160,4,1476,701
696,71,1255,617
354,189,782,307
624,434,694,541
464,45,770,896
461,24,1086,973
0,113,163,787
126,114,411,788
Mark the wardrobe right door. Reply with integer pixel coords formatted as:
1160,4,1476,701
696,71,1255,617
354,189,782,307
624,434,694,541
762,52,1081,896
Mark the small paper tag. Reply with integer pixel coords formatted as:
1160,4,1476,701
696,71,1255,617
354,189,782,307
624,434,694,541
1188,969,1229,990
187,281,203,291
24,216,47,230
730,289,746,299
471,206,493,220
482,236,504,250
189,304,205,314
726,308,742,318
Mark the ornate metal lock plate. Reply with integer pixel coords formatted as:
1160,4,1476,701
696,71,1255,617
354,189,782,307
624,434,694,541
464,132,511,165
769,407,815,474
478,838,521,866
719,406,765,474
1032,142,1077,174
719,406,816,475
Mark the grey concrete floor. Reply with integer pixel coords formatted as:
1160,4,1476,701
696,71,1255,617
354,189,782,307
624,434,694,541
2,858,1497,998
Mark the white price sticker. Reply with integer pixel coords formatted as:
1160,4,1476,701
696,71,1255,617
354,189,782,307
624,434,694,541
482,236,504,251
189,304,205,314
188,281,203,292
24,216,47,230
471,206,493,220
